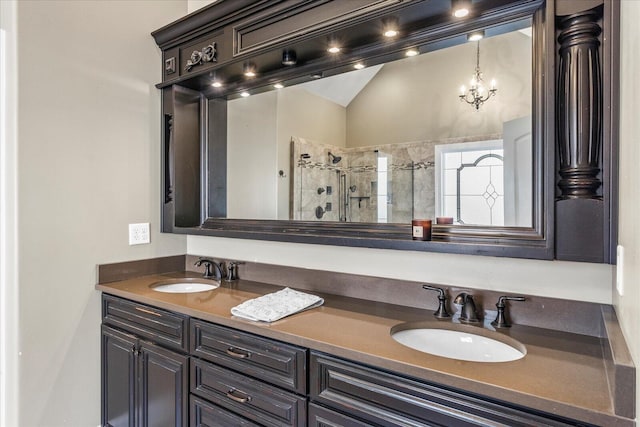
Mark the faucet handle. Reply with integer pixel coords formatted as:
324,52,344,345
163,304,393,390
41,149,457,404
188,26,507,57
422,285,450,319
224,261,245,282
491,295,525,328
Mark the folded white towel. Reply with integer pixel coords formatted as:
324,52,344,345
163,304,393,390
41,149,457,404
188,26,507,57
231,287,324,322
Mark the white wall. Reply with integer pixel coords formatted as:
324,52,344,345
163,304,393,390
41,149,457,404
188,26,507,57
0,2,18,425
16,1,187,425
616,0,640,418
347,31,531,147
227,92,279,219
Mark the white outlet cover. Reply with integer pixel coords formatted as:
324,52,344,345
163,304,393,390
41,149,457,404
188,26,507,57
129,223,150,245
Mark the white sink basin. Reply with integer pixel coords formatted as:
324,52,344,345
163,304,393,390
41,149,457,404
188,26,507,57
391,323,525,363
150,278,220,293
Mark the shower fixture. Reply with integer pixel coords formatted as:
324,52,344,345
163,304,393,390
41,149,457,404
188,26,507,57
300,153,311,159
328,152,342,164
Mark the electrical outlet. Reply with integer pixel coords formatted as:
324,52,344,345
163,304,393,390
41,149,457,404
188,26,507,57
616,245,624,296
129,223,150,245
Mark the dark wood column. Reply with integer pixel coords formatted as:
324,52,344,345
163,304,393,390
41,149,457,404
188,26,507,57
557,9,602,199
554,2,613,263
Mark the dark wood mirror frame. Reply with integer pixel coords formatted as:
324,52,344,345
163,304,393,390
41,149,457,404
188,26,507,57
152,0,618,263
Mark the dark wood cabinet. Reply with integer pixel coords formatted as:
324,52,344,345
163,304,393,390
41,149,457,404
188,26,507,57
101,294,605,426
102,326,137,427
137,341,189,427
189,319,308,426
101,296,189,427
310,352,587,427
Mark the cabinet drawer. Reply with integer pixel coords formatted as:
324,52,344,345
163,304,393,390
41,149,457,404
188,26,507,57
190,395,259,427
191,319,307,394
102,295,188,352
311,352,579,427
308,403,371,427
191,358,307,427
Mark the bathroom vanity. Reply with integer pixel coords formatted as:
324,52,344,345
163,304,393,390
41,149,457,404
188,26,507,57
123,0,634,425
97,257,635,427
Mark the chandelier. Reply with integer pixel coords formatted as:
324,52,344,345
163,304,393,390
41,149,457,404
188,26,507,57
459,40,497,110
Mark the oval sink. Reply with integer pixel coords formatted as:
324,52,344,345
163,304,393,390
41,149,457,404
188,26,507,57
391,322,525,363
150,278,220,293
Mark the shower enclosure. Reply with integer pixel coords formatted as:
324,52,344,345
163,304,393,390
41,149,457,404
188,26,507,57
291,136,434,223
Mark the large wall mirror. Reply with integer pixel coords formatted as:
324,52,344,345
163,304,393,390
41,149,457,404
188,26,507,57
226,20,533,228
160,0,555,259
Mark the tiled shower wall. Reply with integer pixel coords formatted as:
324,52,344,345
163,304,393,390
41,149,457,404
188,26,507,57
291,135,499,223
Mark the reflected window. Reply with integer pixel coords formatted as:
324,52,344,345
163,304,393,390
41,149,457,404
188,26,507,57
436,140,505,226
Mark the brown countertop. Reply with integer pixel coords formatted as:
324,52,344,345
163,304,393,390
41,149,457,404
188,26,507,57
96,271,634,427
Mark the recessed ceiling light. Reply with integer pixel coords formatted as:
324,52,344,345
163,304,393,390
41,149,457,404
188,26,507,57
467,31,484,42
405,49,419,57
211,81,222,88
282,50,297,66
353,63,365,70
452,0,471,18
273,83,284,89
240,91,250,97
382,17,399,38
243,62,257,77
327,46,341,54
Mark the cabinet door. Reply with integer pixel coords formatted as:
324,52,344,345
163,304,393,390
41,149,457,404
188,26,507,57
138,340,189,427
102,325,137,427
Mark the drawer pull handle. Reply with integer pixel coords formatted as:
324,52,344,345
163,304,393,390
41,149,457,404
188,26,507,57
226,389,251,403
226,347,251,359
134,307,161,317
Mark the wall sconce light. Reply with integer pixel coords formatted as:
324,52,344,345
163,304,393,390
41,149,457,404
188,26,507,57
243,62,257,77
452,0,471,18
282,50,297,66
458,40,497,110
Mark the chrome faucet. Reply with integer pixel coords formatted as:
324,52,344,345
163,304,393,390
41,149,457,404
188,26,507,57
194,258,225,280
453,293,480,323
